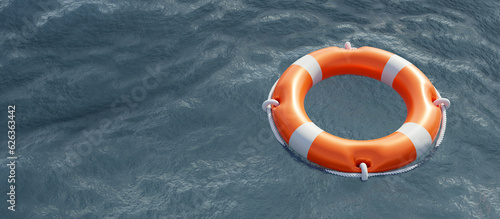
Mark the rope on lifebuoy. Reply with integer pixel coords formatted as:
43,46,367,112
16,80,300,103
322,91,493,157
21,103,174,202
262,99,279,112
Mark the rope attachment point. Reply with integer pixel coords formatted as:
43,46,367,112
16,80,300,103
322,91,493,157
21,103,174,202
359,163,368,181
433,98,450,109
262,99,279,112
344,42,352,50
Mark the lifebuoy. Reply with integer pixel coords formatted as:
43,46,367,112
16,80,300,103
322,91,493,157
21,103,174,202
263,44,450,174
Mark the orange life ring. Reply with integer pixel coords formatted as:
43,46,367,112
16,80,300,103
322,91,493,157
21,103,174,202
265,45,448,173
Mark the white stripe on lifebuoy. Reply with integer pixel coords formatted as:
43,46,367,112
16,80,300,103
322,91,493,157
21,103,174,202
289,122,324,158
293,55,323,85
396,122,433,159
381,55,411,87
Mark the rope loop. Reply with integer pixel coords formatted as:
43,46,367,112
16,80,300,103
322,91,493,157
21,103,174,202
359,163,368,181
344,42,352,50
262,99,279,112
433,98,451,110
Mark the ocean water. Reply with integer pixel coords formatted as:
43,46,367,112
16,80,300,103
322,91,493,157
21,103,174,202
1,0,499,218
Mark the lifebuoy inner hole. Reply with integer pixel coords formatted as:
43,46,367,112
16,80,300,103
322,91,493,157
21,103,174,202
304,74,407,141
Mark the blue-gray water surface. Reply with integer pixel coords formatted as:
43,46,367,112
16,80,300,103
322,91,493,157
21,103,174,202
1,0,499,218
